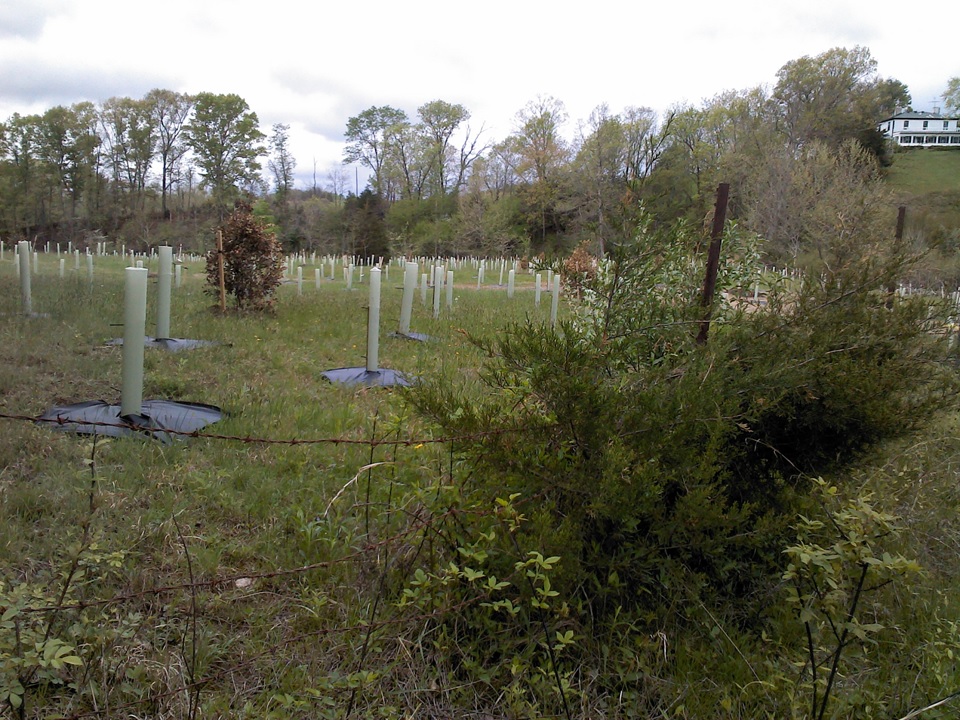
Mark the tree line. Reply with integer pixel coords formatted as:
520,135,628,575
0,46,952,264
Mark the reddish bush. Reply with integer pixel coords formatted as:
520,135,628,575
206,201,284,312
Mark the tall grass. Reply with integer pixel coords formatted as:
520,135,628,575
0,252,562,717
3,251,959,718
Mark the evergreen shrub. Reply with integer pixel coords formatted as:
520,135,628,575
411,211,959,628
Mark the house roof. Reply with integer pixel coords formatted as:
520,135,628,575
878,110,959,122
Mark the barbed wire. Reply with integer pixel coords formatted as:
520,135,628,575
0,406,547,718
17,496,504,720
19,505,463,614
0,410,541,447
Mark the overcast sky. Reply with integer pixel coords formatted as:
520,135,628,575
2,0,957,190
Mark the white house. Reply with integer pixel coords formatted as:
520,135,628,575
877,111,960,148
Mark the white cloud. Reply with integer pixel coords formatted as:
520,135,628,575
0,0,67,40
1,0,958,189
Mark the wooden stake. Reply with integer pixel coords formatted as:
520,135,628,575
886,206,906,309
696,183,730,345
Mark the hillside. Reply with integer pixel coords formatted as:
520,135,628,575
883,149,960,255
885,148,960,196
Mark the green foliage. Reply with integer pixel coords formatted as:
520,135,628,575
0,537,126,717
0,582,83,714
747,139,895,263
392,491,579,716
187,92,266,213
3,244,960,717
385,194,458,256
944,76,960,115
343,189,389,259
772,46,907,149
206,200,284,311
343,106,409,198
783,478,920,719
411,209,958,632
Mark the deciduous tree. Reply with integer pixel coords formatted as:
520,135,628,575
343,106,409,198
772,46,909,149
36,102,99,223
186,92,265,214
98,96,156,214
943,76,960,114
0,113,41,234
415,99,485,197
268,122,296,200
571,103,626,253
417,99,467,196
147,89,193,219
511,95,571,249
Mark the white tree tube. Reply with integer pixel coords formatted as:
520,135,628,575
175,263,182,289
59,258,65,278
33,251,38,275
74,250,80,270
297,265,303,295
121,267,148,417
478,264,484,289
399,261,417,334
315,268,321,290
86,253,94,283
551,274,561,328
535,273,542,306
18,241,31,314
366,267,381,372
433,266,442,319
156,246,173,339
420,273,428,305
446,270,454,309
507,269,515,298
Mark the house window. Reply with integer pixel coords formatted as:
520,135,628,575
926,136,937,144
951,136,960,144
939,136,950,144
945,121,950,129
923,120,929,129
903,120,910,128
902,136,912,144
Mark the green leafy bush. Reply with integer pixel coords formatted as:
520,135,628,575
411,210,959,630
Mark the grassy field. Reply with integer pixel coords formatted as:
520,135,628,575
884,148,960,283
885,147,960,196
0,252,559,719
2,250,960,719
